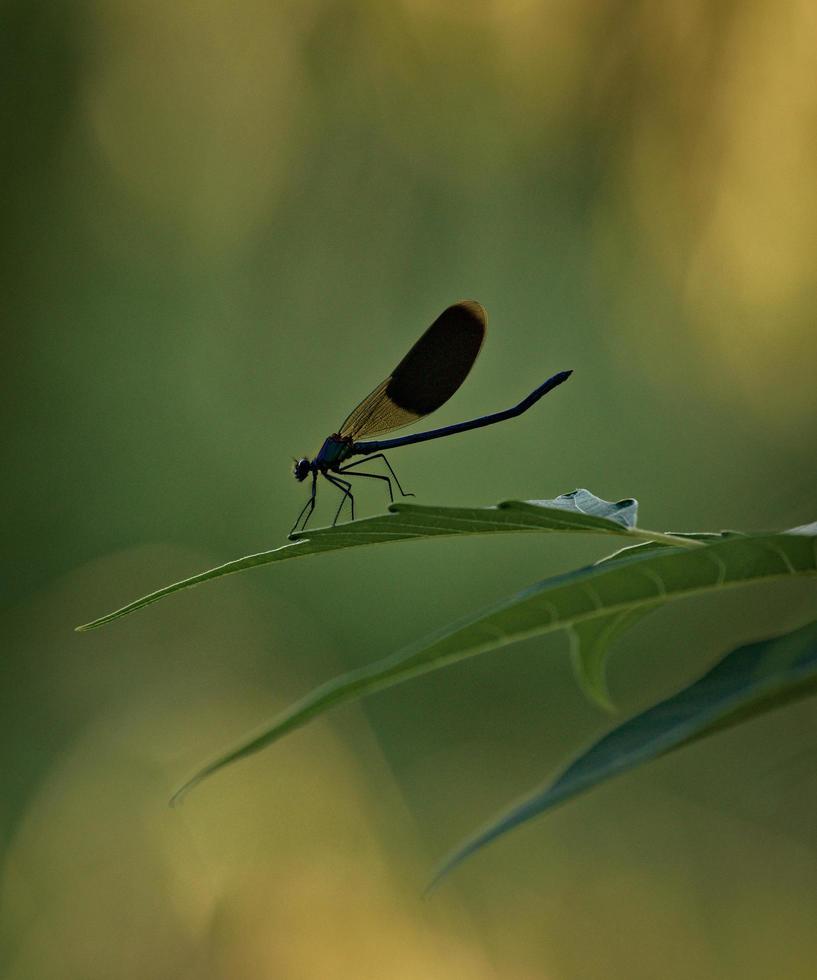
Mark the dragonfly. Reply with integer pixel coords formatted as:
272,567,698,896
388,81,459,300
290,300,572,535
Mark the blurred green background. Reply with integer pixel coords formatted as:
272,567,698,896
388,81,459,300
3,2,817,977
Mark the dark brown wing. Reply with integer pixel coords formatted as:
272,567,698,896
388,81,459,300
339,301,486,440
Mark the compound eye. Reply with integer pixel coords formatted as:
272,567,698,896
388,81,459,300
294,458,311,481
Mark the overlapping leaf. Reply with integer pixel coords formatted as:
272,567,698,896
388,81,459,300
429,617,817,889
77,490,669,632
171,526,817,803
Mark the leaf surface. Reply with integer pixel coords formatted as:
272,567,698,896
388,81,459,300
171,528,817,802
430,617,817,889
76,490,654,631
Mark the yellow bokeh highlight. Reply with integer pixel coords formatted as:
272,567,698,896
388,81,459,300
81,1,311,250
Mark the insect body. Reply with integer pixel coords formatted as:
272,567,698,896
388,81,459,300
291,300,571,536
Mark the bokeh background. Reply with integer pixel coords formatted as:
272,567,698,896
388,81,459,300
3,2,817,977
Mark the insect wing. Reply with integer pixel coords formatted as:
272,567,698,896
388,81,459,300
339,300,486,439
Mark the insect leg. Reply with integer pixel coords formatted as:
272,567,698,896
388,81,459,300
325,473,354,525
290,471,318,536
339,453,414,497
340,469,395,505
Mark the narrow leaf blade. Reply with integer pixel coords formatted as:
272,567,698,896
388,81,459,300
76,490,643,631
430,617,817,889
171,529,817,801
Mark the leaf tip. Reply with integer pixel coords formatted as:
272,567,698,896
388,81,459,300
588,687,618,714
424,836,485,895
578,675,617,714
423,862,454,898
421,876,443,900
570,647,617,714
168,778,197,809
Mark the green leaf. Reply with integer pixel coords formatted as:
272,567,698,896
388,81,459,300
594,532,726,567
568,604,662,711
429,617,817,890
76,489,680,632
575,533,735,707
170,528,817,803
